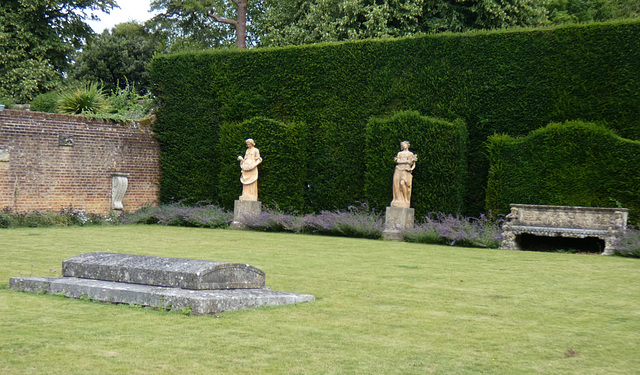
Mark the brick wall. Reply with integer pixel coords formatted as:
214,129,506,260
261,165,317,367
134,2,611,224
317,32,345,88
0,110,160,214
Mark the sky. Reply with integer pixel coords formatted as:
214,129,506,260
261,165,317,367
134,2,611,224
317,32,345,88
86,0,159,33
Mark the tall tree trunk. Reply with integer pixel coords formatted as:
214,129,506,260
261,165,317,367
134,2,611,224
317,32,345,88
235,0,247,49
208,0,247,49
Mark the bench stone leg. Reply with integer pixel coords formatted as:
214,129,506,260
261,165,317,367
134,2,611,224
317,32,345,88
602,236,616,256
499,230,519,250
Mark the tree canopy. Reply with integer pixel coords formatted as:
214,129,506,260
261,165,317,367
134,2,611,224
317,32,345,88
149,0,264,49
258,0,549,47
148,0,640,50
547,0,640,23
72,22,161,94
0,0,117,102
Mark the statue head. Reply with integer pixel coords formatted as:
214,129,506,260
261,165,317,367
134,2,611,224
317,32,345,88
245,138,255,147
400,141,410,150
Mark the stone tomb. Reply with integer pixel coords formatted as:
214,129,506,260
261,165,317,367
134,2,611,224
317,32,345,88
500,204,628,255
10,252,314,314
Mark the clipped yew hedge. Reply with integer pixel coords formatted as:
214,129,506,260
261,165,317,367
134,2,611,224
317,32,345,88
217,117,308,212
150,20,640,214
365,111,467,219
486,121,640,221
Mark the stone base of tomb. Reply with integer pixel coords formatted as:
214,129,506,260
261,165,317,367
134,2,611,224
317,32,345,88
383,206,415,241
10,277,314,315
231,200,262,229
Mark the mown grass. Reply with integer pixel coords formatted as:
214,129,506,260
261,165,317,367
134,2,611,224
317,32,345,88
1,226,639,374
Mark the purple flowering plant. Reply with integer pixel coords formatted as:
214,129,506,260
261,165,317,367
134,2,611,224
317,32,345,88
614,225,640,257
241,209,302,232
240,203,384,239
299,203,384,239
403,212,504,248
121,203,232,228
0,206,112,227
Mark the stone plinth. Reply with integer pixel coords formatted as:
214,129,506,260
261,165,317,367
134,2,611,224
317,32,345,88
232,200,262,229
62,252,265,290
9,277,314,315
383,206,415,241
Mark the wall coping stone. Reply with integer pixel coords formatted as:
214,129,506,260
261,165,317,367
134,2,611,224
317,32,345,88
0,109,152,132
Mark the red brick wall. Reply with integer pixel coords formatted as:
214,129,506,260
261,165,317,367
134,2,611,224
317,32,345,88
0,110,160,214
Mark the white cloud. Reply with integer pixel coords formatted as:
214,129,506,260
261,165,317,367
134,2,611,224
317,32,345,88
86,0,159,33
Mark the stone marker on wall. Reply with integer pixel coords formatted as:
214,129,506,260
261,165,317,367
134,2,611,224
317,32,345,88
58,134,74,147
111,172,129,211
383,141,417,240
232,138,263,228
10,252,314,315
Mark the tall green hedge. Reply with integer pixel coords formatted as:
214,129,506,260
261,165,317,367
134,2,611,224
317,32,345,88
486,121,640,221
151,54,221,204
150,20,640,214
217,117,308,212
365,111,467,219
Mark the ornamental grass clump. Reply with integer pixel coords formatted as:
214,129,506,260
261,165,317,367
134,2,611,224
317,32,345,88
404,212,503,248
57,82,109,114
121,203,231,228
300,204,384,239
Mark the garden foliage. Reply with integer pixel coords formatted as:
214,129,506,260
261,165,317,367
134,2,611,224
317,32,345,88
30,91,59,113
486,120,640,220
150,20,640,215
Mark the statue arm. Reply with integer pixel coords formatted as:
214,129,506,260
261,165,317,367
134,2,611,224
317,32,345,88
255,149,262,165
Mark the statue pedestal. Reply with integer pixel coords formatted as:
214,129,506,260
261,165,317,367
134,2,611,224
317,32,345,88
231,200,262,229
383,206,414,241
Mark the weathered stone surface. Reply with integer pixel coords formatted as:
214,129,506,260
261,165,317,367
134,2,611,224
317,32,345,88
10,276,314,315
231,199,262,229
500,204,628,255
110,172,129,210
62,252,265,290
0,148,9,162
383,206,415,241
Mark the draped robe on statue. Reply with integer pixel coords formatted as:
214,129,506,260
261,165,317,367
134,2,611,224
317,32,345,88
239,147,262,201
391,149,417,208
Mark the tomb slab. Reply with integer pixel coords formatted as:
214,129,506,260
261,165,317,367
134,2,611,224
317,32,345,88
62,252,265,290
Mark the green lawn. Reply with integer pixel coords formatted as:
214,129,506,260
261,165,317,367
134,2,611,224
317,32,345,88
1,226,638,374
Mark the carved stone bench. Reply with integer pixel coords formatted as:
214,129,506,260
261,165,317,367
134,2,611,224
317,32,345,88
500,204,628,255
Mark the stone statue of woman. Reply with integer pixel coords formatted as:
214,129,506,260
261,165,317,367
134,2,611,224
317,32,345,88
391,141,417,208
237,138,263,201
